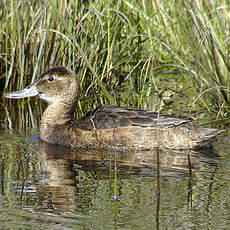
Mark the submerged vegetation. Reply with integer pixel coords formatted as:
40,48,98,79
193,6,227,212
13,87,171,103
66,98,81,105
0,0,229,122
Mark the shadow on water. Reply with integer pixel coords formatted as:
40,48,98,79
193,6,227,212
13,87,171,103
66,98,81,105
1,126,227,229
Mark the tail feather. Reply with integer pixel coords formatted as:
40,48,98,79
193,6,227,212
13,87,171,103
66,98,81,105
195,128,224,148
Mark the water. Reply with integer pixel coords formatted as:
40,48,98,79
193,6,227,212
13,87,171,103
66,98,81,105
1,94,230,229
1,124,230,229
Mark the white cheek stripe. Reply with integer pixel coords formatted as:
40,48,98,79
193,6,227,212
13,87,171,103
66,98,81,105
38,94,59,104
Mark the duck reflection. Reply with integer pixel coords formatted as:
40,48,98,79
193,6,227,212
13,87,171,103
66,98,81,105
35,142,218,214
36,146,77,212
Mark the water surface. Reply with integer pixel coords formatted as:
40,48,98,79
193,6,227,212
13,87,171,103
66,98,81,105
1,123,230,229
1,93,230,229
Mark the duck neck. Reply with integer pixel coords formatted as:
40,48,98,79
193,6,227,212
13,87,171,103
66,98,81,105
41,101,75,128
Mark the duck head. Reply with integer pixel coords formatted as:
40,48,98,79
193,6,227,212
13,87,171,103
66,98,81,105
5,66,80,106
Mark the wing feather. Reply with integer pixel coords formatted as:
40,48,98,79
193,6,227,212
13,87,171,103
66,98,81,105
73,105,193,130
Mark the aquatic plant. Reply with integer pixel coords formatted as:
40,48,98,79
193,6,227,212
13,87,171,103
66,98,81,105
1,0,229,121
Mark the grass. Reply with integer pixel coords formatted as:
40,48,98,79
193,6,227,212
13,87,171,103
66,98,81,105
0,0,229,128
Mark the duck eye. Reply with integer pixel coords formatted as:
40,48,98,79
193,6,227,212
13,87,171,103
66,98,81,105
47,76,54,82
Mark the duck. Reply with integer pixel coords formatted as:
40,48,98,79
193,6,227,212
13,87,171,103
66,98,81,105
5,66,223,150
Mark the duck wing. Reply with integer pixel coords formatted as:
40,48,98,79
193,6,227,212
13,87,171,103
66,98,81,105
73,105,193,131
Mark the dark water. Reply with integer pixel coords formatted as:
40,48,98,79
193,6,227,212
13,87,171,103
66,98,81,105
1,125,230,230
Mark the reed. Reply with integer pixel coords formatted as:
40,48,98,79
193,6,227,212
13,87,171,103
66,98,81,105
1,0,229,124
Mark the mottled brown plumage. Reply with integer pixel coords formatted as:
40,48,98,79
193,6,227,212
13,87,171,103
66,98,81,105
5,66,223,150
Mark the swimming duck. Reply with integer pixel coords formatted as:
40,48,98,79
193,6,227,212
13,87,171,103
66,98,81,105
5,66,223,150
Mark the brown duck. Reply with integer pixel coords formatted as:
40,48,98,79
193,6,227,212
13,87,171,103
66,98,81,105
5,67,223,150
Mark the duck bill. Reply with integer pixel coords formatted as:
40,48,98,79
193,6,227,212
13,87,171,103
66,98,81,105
4,84,39,99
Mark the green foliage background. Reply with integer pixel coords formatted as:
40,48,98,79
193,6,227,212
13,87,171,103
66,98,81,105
1,0,229,120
